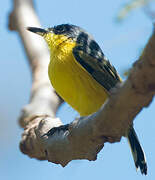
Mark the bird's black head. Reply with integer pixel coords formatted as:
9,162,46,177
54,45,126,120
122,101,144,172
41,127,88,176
53,24,75,34
48,24,87,40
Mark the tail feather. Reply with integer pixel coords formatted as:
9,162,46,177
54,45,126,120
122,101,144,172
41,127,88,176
127,127,147,175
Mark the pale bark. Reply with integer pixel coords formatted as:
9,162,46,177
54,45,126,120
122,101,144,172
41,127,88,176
9,0,155,166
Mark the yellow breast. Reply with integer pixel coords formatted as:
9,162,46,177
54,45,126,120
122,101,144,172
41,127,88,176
48,36,108,116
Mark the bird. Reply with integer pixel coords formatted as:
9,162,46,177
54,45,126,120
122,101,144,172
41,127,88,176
27,24,147,175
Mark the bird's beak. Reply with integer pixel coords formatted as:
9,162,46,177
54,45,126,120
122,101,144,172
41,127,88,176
27,27,48,36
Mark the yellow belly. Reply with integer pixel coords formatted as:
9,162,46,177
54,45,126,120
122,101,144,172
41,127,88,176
48,46,108,116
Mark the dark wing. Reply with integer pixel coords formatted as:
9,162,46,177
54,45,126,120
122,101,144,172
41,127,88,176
73,32,121,92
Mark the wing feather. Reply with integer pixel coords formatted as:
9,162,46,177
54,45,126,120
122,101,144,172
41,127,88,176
73,33,121,91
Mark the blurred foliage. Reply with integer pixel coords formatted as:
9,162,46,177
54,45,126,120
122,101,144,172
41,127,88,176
117,0,155,21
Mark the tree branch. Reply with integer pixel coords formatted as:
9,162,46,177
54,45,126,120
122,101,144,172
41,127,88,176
9,0,155,166
9,0,63,160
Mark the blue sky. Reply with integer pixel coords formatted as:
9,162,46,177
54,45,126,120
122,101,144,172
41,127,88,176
0,0,155,179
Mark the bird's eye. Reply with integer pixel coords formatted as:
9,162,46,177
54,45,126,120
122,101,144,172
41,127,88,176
53,24,72,35
55,25,65,32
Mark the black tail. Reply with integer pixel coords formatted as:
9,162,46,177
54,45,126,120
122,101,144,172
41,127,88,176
127,127,147,175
